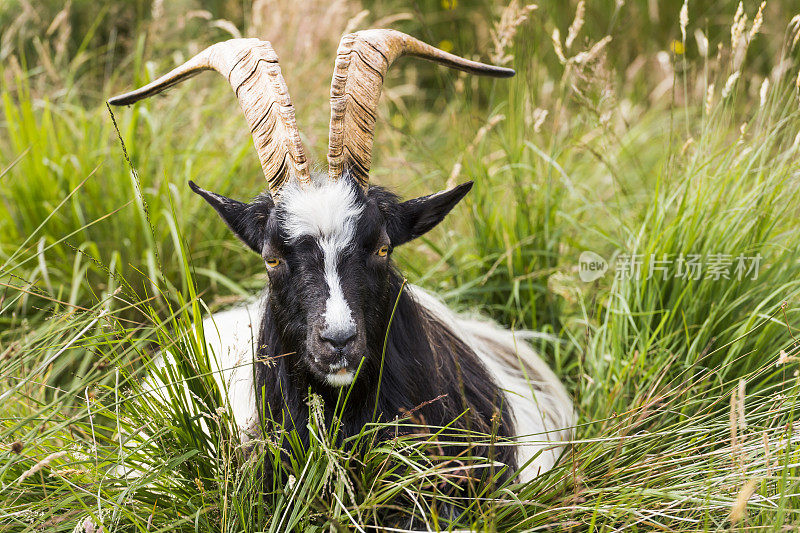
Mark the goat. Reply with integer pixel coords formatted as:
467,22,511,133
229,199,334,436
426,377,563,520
110,29,574,487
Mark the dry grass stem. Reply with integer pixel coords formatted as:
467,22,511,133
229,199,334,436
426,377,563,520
344,9,371,34
209,19,241,39
448,114,505,187
737,379,747,433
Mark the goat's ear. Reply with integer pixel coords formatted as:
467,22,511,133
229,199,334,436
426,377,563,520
188,180,273,253
385,181,473,246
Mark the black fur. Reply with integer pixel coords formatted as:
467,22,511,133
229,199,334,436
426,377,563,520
378,181,473,246
192,177,517,493
188,180,272,253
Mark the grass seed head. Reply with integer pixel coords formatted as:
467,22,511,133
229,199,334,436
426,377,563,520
729,479,759,523
50,468,84,478
731,2,747,52
775,349,800,365
722,71,740,98
566,0,585,50
749,2,766,40
151,0,164,20
694,29,708,57
574,36,612,65
16,450,68,483
760,77,769,107
791,15,800,49
531,108,548,132
552,28,566,63
491,0,538,65
679,0,688,43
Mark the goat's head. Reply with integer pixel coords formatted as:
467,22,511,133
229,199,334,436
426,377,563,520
109,30,513,387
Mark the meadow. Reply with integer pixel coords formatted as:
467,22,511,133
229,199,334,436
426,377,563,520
2,0,800,530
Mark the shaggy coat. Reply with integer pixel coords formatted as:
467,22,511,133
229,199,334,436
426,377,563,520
195,176,574,484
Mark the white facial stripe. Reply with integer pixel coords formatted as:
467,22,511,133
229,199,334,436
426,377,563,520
321,237,355,333
278,179,364,334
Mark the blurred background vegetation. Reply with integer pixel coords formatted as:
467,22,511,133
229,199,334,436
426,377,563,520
4,0,795,330
3,0,800,530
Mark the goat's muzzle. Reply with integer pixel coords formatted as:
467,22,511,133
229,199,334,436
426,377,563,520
306,323,366,387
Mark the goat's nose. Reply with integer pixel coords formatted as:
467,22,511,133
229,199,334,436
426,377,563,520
320,328,356,350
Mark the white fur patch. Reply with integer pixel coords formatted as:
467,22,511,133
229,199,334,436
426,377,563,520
135,297,262,461
325,370,355,387
278,179,363,243
202,298,263,439
279,180,363,336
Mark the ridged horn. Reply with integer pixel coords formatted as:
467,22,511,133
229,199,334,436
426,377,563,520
109,38,310,199
326,29,515,189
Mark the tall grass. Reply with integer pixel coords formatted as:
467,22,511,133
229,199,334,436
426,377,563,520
3,0,800,530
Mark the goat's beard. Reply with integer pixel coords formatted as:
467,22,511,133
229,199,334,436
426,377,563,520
302,341,370,388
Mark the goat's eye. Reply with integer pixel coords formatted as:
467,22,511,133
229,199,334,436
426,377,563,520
376,245,389,257
265,257,281,268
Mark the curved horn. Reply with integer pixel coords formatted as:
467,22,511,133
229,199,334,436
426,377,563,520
327,29,514,188
109,39,310,198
